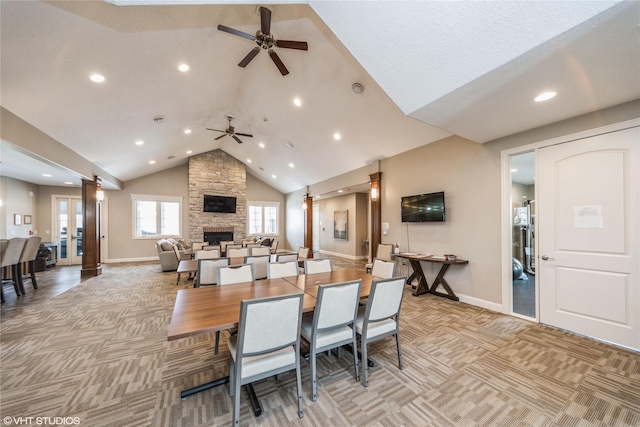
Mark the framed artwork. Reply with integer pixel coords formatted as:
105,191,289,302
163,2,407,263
14,214,22,225
24,215,32,225
334,210,348,240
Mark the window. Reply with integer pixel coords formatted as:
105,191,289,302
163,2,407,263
132,195,182,238
247,201,279,236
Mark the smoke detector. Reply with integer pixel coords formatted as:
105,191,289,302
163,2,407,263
351,82,364,94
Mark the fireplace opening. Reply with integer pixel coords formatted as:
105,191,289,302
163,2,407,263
203,227,234,245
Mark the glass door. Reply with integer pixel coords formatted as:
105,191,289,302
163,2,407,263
56,197,83,265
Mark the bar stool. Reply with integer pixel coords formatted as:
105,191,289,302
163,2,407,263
1,238,27,302
15,236,43,294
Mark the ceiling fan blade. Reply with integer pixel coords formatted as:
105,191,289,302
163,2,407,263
260,7,271,36
206,128,225,133
268,50,289,76
234,132,253,138
275,40,308,51
217,25,255,41
238,47,260,68
232,135,244,144
214,134,227,141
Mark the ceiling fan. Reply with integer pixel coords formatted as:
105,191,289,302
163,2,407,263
217,6,308,76
206,114,253,144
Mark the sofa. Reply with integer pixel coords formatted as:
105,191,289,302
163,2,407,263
155,238,189,272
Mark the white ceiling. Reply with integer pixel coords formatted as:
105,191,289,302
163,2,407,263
1,1,638,195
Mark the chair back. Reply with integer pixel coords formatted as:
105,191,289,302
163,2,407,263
314,280,362,331
267,260,299,279
1,238,27,267
204,245,221,252
375,244,394,261
197,257,230,286
246,243,261,251
195,249,220,259
217,263,255,285
276,253,298,262
371,258,396,278
192,242,205,251
250,246,271,256
244,255,270,280
364,276,406,323
297,247,310,260
227,247,248,258
237,293,304,356
270,240,279,253
18,236,42,263
304,258,333,274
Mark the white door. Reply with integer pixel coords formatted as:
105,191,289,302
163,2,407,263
538,126,639,350
56,197,83,265
312,204,320,253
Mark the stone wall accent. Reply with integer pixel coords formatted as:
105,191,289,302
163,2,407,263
188,150,246,244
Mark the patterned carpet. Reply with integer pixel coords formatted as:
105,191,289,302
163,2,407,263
1,260,639,426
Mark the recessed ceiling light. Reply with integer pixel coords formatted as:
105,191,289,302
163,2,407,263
534,91,557,102
247,159,252,163
90,74,105,83
271,174,277,179
511,168,518,172
149,160,156,164
42,173,52,177
285,142,294,149
135,140,144,146
338,189,343,193
64,181,73,185
333,133,341,140
184,129,191,134
289,163,294,168
293,98,302,107
186,150,193,154
259,143,265,148
178,64,189,72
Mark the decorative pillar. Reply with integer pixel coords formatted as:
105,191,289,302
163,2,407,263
81,176,102,277
369,172,382,259
303,193,313,257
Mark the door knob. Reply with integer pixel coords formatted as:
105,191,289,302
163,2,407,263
541,255,549,260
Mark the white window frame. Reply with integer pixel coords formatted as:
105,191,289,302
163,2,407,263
131,194,183,239
247,201,280,237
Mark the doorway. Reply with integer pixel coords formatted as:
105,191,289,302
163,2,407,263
510,152,536,319
55,196,83,265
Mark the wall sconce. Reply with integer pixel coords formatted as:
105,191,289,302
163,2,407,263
302,198,308,209
96,184,104,202
370,187,378,201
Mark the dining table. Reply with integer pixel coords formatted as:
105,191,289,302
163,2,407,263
166,269,379,411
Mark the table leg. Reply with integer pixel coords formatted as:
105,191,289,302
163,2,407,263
428,264,459,301
410,260,430,296
181,378,262,417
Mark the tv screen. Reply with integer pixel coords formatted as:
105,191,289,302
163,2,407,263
203,195,237,213
401,192,445,222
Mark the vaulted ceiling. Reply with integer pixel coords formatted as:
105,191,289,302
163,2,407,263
1,1,638,194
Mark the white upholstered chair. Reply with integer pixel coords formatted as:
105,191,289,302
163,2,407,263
267,260,299,279
250,246,270,256
303,258,333,275
243,255,270,280
355,276,406,387
227,247,249,258
228,293,305,426
300,280,362,401
297,247,310,260
276,253,298,262
365,243,394,273
217,264,255,286
371,258,396,279
195,249,220,259
196,258,230,287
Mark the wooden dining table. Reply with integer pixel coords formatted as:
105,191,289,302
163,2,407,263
167,269,378,404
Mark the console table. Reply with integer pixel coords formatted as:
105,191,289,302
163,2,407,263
395,253,468,301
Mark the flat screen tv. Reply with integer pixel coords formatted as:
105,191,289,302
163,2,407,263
203,195,237,213
401,192,445,222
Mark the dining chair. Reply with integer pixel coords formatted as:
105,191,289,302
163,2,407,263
217,264,255,286
220,241,235,253
371,258,396,279
249,246,270,256
192,242,206,251
15,235,42,294
355,276,406,387
228,293,305,426
196,257,230,287
246,243,261,253
227,247,249,258
303,258,333,275
297,247,310,260
0,238,27,302
365,243,393,273
267,260,299,279
269,240,279,253
276,253,298,262
243,255,270,280
195,249,220,259
300,280,362,401
204,245,221,253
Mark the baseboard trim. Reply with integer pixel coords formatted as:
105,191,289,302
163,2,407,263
456,293,503,313
316,250,367,261
105,256,158,264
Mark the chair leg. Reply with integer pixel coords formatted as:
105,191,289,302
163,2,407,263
395,333,403,370
233,373,242,426
361,339,369,387
214,331,220,355
1,286,5,303
296,357,304,419
229,358,235,396
28,261,38,289
13,264,25,296
11,265,22,296
310,350,317,401
352,337,360,382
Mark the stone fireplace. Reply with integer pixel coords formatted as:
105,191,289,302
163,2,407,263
203,226,234,245
188,150,246,244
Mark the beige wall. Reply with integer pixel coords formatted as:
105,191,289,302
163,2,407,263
0,176,39,239
285,188,306,252
246,173,287,243
313,192,369,259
